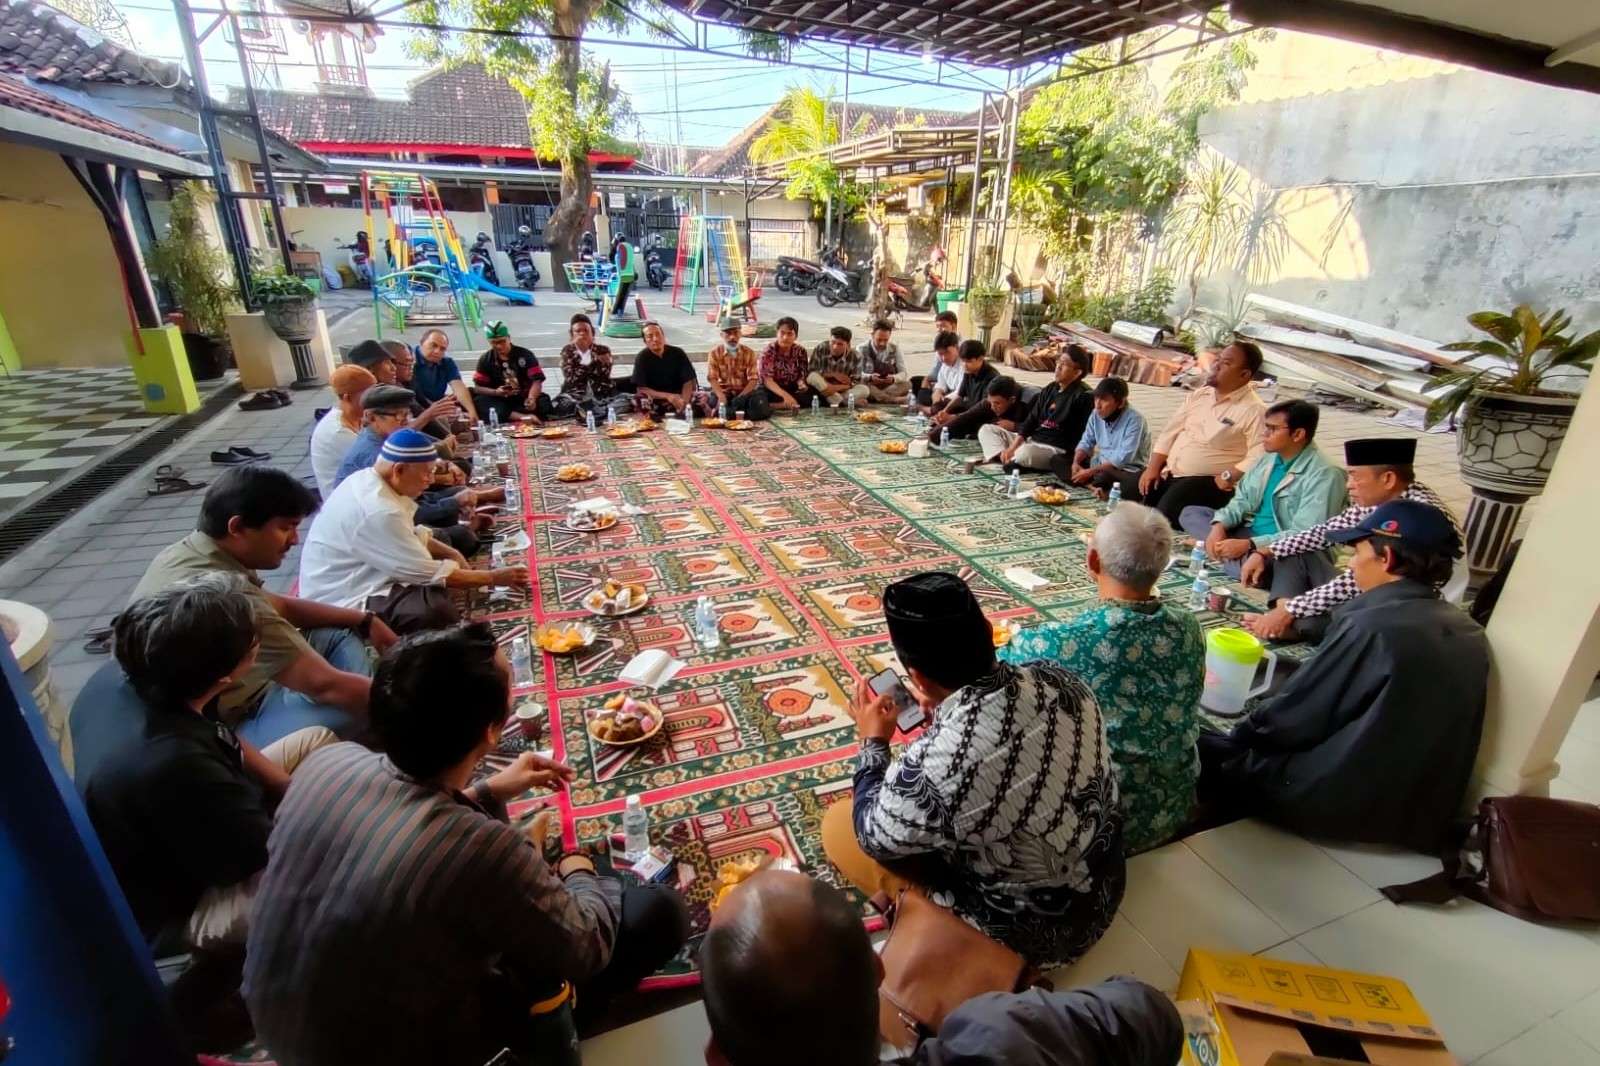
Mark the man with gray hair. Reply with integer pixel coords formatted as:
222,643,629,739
77,573,338,954
1001,503,1205,853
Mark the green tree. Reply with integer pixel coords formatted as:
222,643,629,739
748,86,870,238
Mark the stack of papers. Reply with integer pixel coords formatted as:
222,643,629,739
619,649,685,690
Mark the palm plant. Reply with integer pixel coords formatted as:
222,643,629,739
749,87,870,229
1425,306,1598,427
1163,157,1246,329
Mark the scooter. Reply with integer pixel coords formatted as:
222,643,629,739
468,232,499,285
508,225,541,289
776,250,828,293
815,249,869,308
644,234,668,289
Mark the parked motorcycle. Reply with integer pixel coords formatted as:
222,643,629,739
508,225,541,289
815,250,869,308
644,233,668,289
775,249,827,293
468,232,499,284
888,248,945,313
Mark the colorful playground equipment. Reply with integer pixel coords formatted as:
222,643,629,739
359,170,533,344
669,215,763,326
563,239,651,339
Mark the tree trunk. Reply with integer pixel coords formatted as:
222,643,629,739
865,204,895,324
542,0,594,293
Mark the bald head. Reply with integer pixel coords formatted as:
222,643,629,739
701,870,880,1066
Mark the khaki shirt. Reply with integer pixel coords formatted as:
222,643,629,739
1151,384,1267,477
131,531,312,721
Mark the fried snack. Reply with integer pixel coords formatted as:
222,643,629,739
879,440,909,454
604,425,638,439
726,420,756,431
584,579,648,614
992,622,1013,647
701,417,726,428
710,857,765,911
555,463,594,482
536,624,591,654
636,419,660,431
856,411,883,424
1032,486,1069,505
539,427,570,439
587,696,659,745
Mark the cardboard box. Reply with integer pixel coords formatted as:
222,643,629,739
1177,949,1457,1066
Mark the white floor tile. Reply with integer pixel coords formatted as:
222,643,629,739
0,480,49,498
1314,839,1442,892
14,455,91,472
1475,1019,1600,1066
0,448,52,462
580,1000,709,1066
1186,820,1380,936
1048,913,1180,993
1119,843,1289,969
1558,986,1600,1054
1298,897,1600,1062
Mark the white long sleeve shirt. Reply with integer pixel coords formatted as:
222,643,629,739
298,467,458,609
309,408,358,498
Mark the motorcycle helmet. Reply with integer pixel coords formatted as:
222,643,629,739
518,225,531,237
476,232,490,242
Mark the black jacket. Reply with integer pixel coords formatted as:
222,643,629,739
1018,379,1094,451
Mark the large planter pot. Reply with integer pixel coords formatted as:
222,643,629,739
967,291,1009,329
180,331,228,381
259,297,324,388
1456,389,1580,576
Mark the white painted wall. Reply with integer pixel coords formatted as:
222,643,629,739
281,205,496,284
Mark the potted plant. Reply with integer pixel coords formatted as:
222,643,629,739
965,279,1011,345
251,271,323,387
146,181,237,380
1425,304,1595,573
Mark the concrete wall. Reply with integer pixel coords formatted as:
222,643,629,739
0,144,134,369
281,204,494,283
1185,32,1600,339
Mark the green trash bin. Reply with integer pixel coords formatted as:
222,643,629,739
934,288,965,314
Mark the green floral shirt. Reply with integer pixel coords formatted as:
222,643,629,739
1000,598,1205,853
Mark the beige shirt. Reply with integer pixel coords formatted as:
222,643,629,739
131,531,312,721
1151,384,1267,477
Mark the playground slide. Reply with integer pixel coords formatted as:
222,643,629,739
460,270,535,306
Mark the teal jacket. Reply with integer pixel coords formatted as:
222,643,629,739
1213,445,1347,548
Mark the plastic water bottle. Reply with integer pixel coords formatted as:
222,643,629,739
847,393,857,416
684,403,694,427
585,408,597,432
1188,571,1211,613
1189,543,1207,577
607,405,617,427
811,394,821,416
905,391,917,420
504,477,520,512
1006,469,1022,499
722,400,732,422
622,795,650,858
509,635,534,687
939,426,951,450
1106,482,1123,511
488,407,500,433
695,596,720,648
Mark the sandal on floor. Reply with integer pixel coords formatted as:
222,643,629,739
149,474,206,495
269,389,292,406
229,446,272,461
83,627,113,655
211,450,255,465
154,463,187,480
238,392,280,411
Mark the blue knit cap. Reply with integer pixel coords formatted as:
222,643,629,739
380,427,437,464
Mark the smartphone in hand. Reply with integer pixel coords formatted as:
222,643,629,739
868,666,927,733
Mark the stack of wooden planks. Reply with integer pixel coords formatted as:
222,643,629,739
1236,295,1464,412
1039,322,1185,386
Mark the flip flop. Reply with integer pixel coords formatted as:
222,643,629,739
154,463,187,480
82,627,113,655
238,392,279,411
211,450,253,465
229,446,272,461
149,475,206,496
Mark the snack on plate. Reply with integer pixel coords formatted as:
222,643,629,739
879,440,909,454
539,426,570,439
635,418,660,432
582,579,648,615
566,506,619,531
726,420,756,431
701,417,726,429
535,623,594,654
856,410,883,424
992,622,1013,647
709,857,765,911
510,424,541,438
604,424,638,439
1032,486,1069,505
555,463,594,482
587,694,660,744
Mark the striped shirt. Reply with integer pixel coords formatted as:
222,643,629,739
243,743,620,1066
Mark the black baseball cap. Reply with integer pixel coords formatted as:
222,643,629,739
361,384,415,411
1328,499,1459,555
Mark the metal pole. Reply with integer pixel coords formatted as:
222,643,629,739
991,69,1020,268
962,90,988,291
227,11,294,272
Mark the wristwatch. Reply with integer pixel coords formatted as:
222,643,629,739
1220,469,1235,484
356,611,376,639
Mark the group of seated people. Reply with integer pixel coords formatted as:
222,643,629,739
64,310,1490,1066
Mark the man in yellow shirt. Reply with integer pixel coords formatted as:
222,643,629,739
1137,341,1267,527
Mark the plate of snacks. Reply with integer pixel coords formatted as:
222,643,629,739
700,416,726,429
635,418,660,432
539,426,571,439
878,440,909,454
709,856,767,911
582,579,649,616
991,621,1015,648
1032,485,1070,505
563,506,620,533
534,622,597,655
555,463,595,483
726,419,757,431
587,694,663,746
509,424,542,438
856,410,883,424
604,424,639,439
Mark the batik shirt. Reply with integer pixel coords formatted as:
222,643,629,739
707,342,759,395
852,660,1125,968
809,341,862,380
759,341,809,392
1000,600,1205,854
1277,482,1458,619
557,342,615,400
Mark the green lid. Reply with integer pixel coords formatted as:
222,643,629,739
1207,627,1264,665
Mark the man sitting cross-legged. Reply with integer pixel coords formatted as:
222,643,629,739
299,429,529,634
758,316,815,412
346,340,457,439
928,340,996,440
557,312,628,419
808,325,869,408
976,344,1093,471
916,329,964,412
79,575,341,959
705,315,770,420
1178,399,1347,599
1242,436,1462,644
1064,376,1151,501
940,374,1029,452
700,868,1181,1066
310,364,376,498
387,340,460,453
631,319,700,420
411,327,479,423
1000,503,1204,854
820,571,1123,970
244,624,688,1066
122,465,393,747
1198,500,1488,851
472,321,552,425
858,317,910,403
